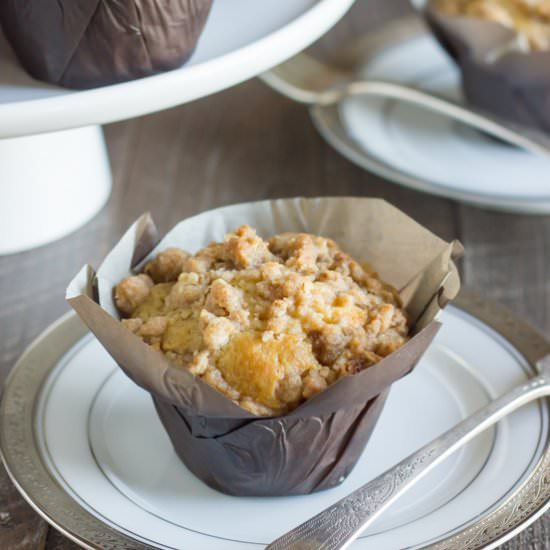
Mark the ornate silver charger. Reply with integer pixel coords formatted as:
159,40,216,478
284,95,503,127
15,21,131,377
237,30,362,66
1,291,550,549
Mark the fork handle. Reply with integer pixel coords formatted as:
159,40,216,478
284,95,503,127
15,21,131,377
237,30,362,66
322,81,550,158
267,369,550,550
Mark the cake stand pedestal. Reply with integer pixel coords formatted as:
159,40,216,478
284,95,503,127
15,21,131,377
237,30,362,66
0,127,111,255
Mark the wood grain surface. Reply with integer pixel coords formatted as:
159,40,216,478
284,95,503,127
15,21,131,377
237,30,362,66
0,0,549,548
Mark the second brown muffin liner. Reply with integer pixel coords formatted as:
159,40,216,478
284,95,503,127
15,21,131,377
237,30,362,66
67,197,461,496
425,0,550,133
0,0,212,89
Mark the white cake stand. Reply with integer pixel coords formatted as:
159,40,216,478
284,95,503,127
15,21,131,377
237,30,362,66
0,0,355,255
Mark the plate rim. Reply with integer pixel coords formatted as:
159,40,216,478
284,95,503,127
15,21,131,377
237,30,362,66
308,16,550,214
2,292,550,550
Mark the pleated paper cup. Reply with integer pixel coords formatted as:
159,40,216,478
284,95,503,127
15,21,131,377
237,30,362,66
0,0,212,89
67,197,462,496
425,0,550,133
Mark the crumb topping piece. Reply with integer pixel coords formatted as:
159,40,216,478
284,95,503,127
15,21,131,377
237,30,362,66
115,225,409,416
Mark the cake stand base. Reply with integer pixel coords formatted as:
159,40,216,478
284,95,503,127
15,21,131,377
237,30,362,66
0,126,111,255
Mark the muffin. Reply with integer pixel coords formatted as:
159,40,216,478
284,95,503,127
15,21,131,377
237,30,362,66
67,198,460,496
115,225,409,416
426,0,550,132
436,0,550,50
0,0,213,89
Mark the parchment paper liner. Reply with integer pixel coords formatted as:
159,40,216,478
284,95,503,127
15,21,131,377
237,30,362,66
67,197,462,496
0,0,212,89
425,0,550,133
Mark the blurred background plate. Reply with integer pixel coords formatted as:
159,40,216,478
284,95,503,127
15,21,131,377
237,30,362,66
2,293,550,549
309,16,550,214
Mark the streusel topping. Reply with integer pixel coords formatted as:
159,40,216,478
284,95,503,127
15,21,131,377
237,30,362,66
115,226,409,416
436,0,550,51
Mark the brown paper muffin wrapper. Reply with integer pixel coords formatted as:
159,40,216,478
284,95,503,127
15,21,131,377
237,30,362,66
0,0,212,89
425,1,550,133
66,197,462,496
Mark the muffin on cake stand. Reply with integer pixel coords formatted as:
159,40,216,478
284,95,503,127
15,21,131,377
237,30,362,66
0,0,355,255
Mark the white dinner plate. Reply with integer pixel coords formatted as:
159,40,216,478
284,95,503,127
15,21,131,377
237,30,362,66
2,292,550,549
0,0,355,138
310,17,550,214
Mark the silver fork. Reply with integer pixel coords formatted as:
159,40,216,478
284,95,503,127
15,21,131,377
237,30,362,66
267,354,550,550
261,52,550,158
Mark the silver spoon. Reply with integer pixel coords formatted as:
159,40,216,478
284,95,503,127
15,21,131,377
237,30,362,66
267,353,550,550
261,52,550,158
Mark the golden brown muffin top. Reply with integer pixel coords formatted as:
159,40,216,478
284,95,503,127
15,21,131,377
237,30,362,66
436,0,550,50
115,225,409,416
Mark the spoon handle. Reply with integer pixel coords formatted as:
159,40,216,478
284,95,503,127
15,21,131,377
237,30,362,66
267,367,550,550
263,51,550,157
326,81,550,158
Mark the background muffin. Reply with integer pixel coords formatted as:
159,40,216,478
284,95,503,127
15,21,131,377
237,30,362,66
436,0,550,50
0,0,212,89
425,0,550,133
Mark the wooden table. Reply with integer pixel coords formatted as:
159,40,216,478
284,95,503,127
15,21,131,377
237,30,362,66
1,1,549,548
